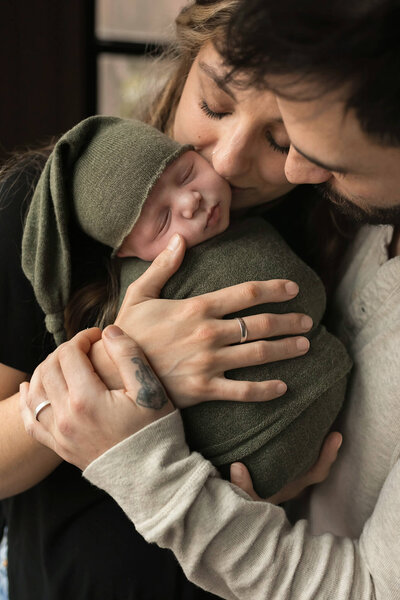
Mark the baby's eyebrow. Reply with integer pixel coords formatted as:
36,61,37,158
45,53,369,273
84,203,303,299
179,156,194,182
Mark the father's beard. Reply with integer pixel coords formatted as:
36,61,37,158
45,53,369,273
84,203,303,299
316,182,400,226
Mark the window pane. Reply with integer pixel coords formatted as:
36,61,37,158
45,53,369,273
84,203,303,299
98,54,168,118
96,0,188,42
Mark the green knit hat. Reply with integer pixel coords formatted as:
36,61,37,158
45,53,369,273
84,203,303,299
21,115,192,345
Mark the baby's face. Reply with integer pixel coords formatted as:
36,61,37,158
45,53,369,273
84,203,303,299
118,151,231,261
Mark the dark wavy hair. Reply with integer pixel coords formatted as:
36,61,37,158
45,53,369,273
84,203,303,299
222,0,400,146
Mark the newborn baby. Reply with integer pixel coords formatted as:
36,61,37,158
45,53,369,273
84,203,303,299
22,116,352,497
117,144,231,261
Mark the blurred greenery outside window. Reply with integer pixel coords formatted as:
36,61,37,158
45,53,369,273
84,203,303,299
96,0,187,117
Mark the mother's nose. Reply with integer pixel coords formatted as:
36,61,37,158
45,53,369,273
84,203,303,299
210,131,252,179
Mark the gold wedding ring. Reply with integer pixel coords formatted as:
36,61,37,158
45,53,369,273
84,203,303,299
236,317,248,344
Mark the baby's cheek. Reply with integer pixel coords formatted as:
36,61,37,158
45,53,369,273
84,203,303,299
145,238,171,261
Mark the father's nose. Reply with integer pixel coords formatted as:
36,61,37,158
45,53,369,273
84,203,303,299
285,146,331,184
180,190,201,219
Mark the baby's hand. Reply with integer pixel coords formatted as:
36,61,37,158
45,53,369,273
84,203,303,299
230,432,342,504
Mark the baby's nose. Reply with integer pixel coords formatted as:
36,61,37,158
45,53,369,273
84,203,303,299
181,191,201,219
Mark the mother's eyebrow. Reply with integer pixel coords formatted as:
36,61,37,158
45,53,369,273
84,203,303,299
199,61,236,101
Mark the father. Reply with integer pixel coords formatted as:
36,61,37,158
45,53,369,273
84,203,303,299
21,0,400,598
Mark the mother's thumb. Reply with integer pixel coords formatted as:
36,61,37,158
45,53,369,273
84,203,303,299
127,233,186,303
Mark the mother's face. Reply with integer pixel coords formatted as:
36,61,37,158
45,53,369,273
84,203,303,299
173,42,295,210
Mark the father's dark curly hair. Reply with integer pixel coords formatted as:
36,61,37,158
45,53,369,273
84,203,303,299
223,0,400,146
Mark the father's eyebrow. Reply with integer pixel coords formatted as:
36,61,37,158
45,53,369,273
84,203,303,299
292,143,348,174
199,62,236,101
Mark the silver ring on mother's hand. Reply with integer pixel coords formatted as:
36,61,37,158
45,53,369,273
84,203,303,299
35,400,52,421
236,317,248,344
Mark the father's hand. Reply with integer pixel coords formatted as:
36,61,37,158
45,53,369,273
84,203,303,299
20,326,174,470
230,431,342,504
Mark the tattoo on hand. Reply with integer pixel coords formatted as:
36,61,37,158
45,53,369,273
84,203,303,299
131,358,168,410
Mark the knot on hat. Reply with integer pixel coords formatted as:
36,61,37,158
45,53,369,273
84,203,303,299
45,312,67,346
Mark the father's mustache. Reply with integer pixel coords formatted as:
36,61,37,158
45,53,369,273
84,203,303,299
315,182,400,226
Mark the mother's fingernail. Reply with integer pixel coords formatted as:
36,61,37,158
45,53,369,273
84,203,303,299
285,281,299,295
104,325,123,338
167,233,180,251
296,337,309,351
301,316,313,330
276,382,287,395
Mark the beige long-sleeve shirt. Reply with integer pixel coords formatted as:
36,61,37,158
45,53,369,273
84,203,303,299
85,225,400,599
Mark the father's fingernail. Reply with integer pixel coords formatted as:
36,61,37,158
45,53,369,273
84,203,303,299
230,463,243,481
104,325,124,338
167,233,180,251
285,281,299,295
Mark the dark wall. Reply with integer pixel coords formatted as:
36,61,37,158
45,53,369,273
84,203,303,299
1,0,95,161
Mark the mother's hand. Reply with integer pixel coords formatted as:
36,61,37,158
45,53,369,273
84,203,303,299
113,234,312,408
20,326,174,470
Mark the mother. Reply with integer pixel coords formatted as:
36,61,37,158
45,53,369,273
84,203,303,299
1,1,339,599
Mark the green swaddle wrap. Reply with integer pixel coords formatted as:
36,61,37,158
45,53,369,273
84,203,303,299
120,217,352,497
